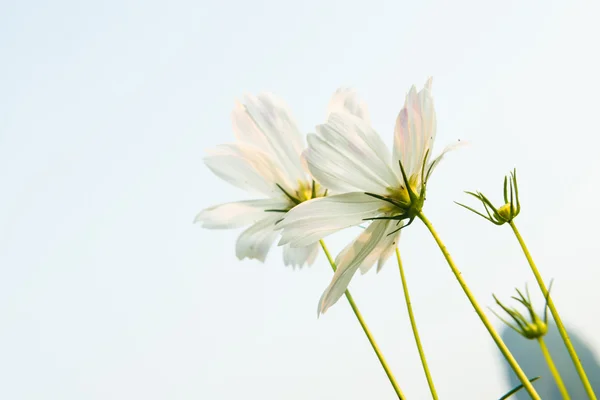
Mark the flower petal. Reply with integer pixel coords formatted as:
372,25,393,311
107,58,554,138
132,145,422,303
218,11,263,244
337,222,400,276
393,78,437,181
278,192,387,247
376,232,399,273
425,140,466,181
318,220,392,314
236,215,282,262
326,88,371,123
282,242,319,268
305,113,398,193
194,198,289,229
204,143,293,196
304,134,389,193
232,93,306,183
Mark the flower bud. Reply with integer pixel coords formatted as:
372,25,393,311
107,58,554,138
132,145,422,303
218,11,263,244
491,284,551,341
456,168,521,225
497,203,513,221
521,315,548,339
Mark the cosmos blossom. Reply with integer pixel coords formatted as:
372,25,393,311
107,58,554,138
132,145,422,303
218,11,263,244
278,78,461,312
195,89,370,267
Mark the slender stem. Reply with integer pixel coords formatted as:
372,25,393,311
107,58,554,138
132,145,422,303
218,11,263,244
395,248,439,399
319,240,406,400
417,213,541,400
538,337,571,399
509,221,597,399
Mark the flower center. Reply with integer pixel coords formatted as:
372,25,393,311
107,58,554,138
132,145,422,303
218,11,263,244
379,174,422,214
295,180,325,203
275,180,328,211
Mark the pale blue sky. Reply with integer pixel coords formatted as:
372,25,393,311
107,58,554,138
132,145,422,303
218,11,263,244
1,0,599,399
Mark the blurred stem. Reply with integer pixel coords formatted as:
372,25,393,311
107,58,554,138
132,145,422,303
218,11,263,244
395,247,438,400
509,221,597,400
538,337,571,399
319,240,406,400
417,212,541,400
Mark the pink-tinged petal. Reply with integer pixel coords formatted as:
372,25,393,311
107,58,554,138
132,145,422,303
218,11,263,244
393,78,437,183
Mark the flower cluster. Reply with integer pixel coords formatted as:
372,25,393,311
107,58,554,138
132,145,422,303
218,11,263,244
197,79,459,312
195,78,597,400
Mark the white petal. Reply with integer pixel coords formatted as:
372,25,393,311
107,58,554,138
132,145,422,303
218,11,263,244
376,232,399,273
425,140,466,181
318,220,392,314
393,78,437,181
194,198,289,229
204,143,293,196
278,193,387,247
231,100,270,150
236,215,282,262
282,242,319,268
326,88,371,123
324,113,394,176
233,93,306,183
337,222,400,276
305,134,389,193
306,113,399,193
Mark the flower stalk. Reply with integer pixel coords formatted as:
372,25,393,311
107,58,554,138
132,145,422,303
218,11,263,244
395,248,438,399
319,240,406,400
492,284,570,399
538,337,570,399
417,212,541,400
509,221,597,400
458,168,596,399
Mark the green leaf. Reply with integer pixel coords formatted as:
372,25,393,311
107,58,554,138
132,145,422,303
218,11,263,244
498,377,540,400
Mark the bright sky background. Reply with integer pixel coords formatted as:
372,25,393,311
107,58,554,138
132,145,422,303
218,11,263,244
1,0,599,399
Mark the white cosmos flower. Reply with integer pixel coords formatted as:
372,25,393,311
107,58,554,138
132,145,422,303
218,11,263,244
195,89,370,267
278,78,461,310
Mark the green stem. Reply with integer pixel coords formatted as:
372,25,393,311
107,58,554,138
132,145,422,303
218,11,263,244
509,221,597,400
319,240,406,400
538,337,571,399
396,248,438,399
417,213,541,400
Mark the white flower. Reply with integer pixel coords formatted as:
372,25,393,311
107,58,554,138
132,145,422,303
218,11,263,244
278,78,461,310
195,89,370,267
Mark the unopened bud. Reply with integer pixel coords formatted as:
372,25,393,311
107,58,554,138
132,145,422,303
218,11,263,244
521,316,548,339
497,203,513,221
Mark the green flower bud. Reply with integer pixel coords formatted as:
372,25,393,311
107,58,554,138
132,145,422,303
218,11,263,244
521,316,548,339
491,283,552,341
497,203,513,221
456,168,521,225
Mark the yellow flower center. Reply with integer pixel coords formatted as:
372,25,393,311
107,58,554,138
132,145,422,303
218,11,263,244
293,180,327,204
380,175,420,214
